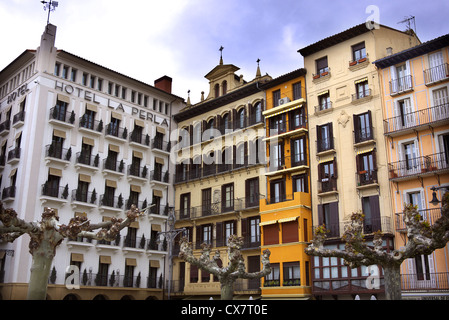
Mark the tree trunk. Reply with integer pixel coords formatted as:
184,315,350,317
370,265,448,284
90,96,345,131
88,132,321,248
27,251,54,300
383,264,402,300
220,278,234,300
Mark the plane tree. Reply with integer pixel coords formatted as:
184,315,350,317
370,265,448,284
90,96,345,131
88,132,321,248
305,192,449,300
0,202,142,300
179,234,271,300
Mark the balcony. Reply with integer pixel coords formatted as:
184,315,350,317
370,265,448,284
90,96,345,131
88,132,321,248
130,131,150,149
45,144,72,167
389,75,413,96
150,170,169,184
78,116,103,136
175,198,243,220
151,138,170,153
388,152,449,180
316,137,335,155
265,118,308,141
99,194,124,212
105,123,127,142
7,147,21,164
395,207,442,233
102,158,125,178
41,184,69,204
312,273,385,296
0,120,10,136
424,63,449,86
313,216,394,240
49,107,75,129
314,101,333,114
1,186,16,201
71,189,98,207
354,127,374,145
12,111,25,128
127,164,148,183
401,272,449,292
356,169,378,188
351,89,372,104
75,152,99,172
317,177,338,195
383,103,449,135
267,155,308,175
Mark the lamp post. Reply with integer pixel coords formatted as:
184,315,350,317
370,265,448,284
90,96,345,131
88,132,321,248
156,207,185,300
429,186,448,206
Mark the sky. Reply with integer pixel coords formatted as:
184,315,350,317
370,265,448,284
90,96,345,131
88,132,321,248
0,0,448,104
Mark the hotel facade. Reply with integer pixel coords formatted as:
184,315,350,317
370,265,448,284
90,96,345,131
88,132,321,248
374,34,449,299
0,24,185,300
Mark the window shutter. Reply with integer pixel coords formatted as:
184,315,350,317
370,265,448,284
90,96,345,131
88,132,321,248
333,157,338,178
282,220,299,243
317,204,324,225
241,218,248,239
369,195,381,232
329,202,340,237
216,222,223,246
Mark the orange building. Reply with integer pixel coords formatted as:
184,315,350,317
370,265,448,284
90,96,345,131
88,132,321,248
259,68,313,299
374,34,449,299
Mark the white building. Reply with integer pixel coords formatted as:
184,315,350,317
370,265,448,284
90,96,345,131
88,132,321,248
0,24,185,300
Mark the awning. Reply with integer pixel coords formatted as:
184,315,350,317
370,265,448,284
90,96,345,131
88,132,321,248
82,136,95,146
317,89,329,96
99,255,111,264
152,224,162,231
355,77,368,84
109,144,120,153
53,129,66,139
71,253,84,262
79,174,91,183
318,154,335,164
57,94,70,104
357,146,375,155
105,179,117,188
86,103,98,112
126,258,137,266
259,220,277,226
264,104,301,119
150,260,160,268
278,216,298,223
49,167,63,177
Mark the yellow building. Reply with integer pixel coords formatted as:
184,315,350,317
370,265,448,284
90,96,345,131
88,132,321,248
374,33,449,299
170,56,272,299
258,68,313,299
298,23,420,299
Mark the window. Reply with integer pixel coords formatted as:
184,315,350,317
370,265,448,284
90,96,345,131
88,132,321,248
62,66,69,79
128,189,140,210
249,217,260,244
292,82,302,100
180,193,191,218
316,56,329,76
289,107,305,130
356,80,369,99
361,195,381,233
282,220,298,243
291,137,306,167
237,108,246,129
202,225,212,245
224,221,235,245
103,182,115,207
318,159,337,193
415,254,431,281
222,183,234,212
270,179,285,203
432,87,449,122
82,73,88,86
70,69,77,82
222,81,227,95
292,174,308,193
272,90,281,108
202,188,212,216
90,76,96,89
316,123,333,152
438,132,449,167
53,98,68,122
283,262,300,286
97,261,109,286
54,62,61,76
245,177,259,208
78,142,93,166
249,102,262,125
354,111,373,143
270,113,286,135
265,263,280,286
352,42,366,61
270,142,284,171
357,150,377,185
402,141,420,174
317,202,339,237
318,92,331,111
81,109,96,130
214,84,220,98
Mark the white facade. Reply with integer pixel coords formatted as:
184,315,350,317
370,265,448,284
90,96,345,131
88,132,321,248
0,24,185,300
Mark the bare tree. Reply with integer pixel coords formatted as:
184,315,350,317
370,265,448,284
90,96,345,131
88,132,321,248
305,192,449,300
0,202,142,300
179,235,271,300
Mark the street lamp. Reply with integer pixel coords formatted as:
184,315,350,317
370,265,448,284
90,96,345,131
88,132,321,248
156,207,185,300
429,186,447,206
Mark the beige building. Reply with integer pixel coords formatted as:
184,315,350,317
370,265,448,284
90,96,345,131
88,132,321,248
170,56,271,299
298,23,420,299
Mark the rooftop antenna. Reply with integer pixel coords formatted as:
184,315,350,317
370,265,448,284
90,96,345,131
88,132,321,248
41,0,59,26
398,15,416,35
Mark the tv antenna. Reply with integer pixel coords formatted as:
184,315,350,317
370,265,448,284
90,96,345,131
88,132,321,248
41,0,59,25
398,15,416,35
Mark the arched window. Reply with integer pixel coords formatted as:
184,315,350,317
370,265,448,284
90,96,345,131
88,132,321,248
222,81,227,95
222,113,230,132
237,108,246,129
214,84,220,98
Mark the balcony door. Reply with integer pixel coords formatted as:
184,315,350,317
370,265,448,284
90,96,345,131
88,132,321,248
428,51,444,82
400,140,420,175
396,98,415,129
432,87,449,122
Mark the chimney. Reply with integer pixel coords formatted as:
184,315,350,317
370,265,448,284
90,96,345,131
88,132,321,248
154,76,172,94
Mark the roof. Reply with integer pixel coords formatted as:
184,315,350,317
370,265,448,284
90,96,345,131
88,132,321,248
298,23,413,57
260,68,307,89
57,50,185,101
373,33,449,69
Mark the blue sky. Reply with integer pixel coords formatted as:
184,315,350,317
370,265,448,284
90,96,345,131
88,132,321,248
0,0,448,103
